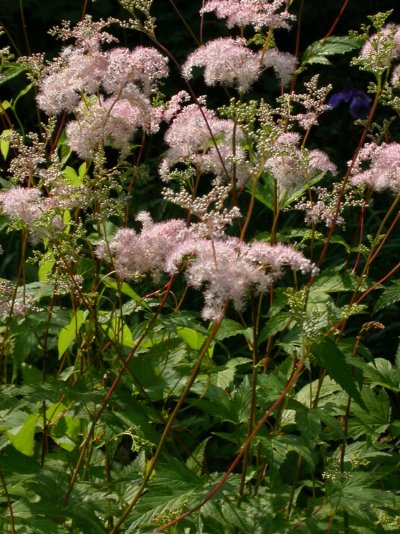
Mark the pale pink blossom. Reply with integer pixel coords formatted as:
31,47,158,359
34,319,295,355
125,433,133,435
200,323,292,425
102,46,168,95
350,142,400,193
360,24,400,66
182,38,260,93
201,0,294,31
166,236,317,320
162,91,191,123
264,132,336,191
161,103,233,171
0,187,44,224
96,213,187,278
37,48,108,115
160,102,247,185
66,89,162,158
100,213,316,321
66,102,109,159
260,48,297,87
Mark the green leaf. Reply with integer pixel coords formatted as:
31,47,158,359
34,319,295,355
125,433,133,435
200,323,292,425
0,128,12,159
38,259,54,282
186,437,211,475
374,280,400,312
311,268,360,293
102,277,150,310
100,316,134,348
176,326,207,350
7,413,38,456
63,165,82,186
363,358,400,392
261,312,292,338
301,36,361,67
0,62,26,83
57,310,86,359
215,318,246,340
312,337,365,409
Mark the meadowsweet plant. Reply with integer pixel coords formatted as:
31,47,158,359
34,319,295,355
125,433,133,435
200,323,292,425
0,2,400,533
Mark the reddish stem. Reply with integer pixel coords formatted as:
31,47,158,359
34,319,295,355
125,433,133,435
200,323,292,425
322,0,350,42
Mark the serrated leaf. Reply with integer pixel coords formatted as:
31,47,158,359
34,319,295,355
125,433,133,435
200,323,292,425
312,337,365,409
215,318,246,340
363,358,400,392
311,268,360,293
301,36,361,67
374,280,400,312
261,312,292,338
186,437,211,475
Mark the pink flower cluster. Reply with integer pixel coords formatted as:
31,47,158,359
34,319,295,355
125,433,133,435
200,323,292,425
360,23,400,66
182,38,260,93
201,0,294,31
0,187,44,224
37,16,169,158
351,142,400,193
95,213,188,279
182,38,297,92
264,132,336,192
160,102,249,187
98,214,317,321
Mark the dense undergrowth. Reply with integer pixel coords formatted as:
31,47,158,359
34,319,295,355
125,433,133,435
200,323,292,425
0,1,400,532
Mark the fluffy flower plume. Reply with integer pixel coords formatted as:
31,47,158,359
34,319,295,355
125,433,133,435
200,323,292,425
264,132,336,192
360,23,400,68
101,216,317,321
160,101,249,186
36,16,168,158
182,38,260,93
350,142,400,193
102,46,168,95
201,0,294,31
0,187,44,224
96,213,187,279
260,48,297,87
48,15,118,51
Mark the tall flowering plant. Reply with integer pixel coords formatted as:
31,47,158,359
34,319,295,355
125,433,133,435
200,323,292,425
0,1,399,532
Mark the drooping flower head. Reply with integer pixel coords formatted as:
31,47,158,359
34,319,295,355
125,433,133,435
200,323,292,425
327,89,372,119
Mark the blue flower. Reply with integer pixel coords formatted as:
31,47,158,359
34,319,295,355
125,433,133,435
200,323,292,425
327,89,372,119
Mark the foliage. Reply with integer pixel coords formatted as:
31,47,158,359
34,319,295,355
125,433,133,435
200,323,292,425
0,1,400,533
